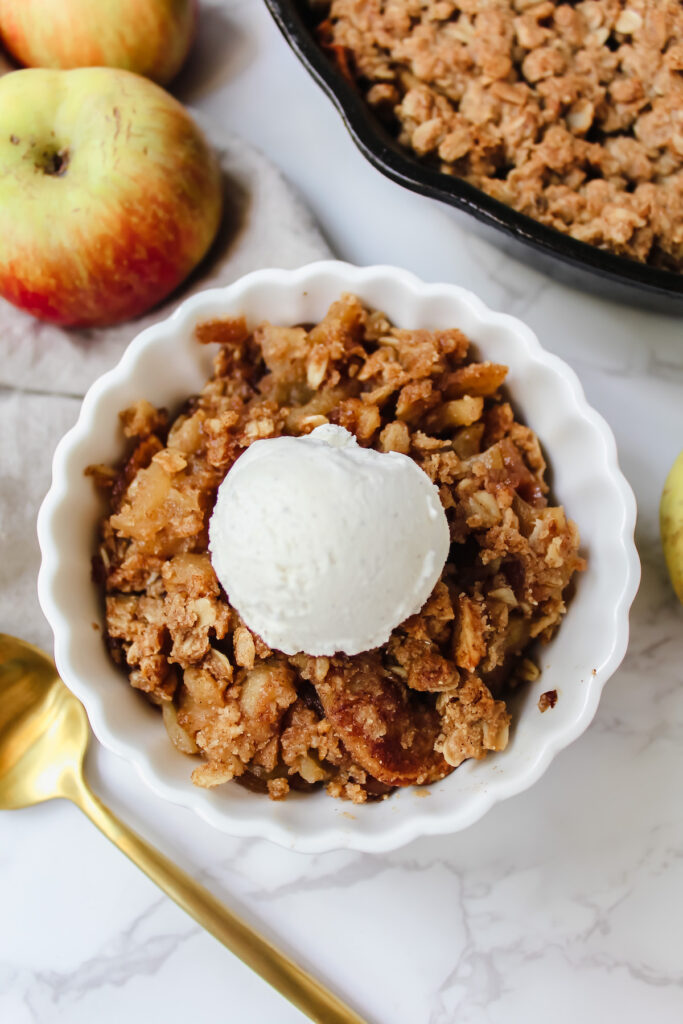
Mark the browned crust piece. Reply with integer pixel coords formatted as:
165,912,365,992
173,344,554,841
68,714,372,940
315,656,454,787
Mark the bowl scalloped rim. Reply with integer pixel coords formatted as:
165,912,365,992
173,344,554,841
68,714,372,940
37,260,640,853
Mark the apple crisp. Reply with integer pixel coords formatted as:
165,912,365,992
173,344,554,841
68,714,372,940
318,1,683,269
91,294,584,802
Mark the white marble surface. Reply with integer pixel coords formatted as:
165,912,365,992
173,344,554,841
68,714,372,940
1,2,683,1022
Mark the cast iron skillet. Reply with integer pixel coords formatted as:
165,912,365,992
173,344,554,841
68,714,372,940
264,0,683,310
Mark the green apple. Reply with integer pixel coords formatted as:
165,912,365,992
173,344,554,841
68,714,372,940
0,0,196,86
0,67,222,328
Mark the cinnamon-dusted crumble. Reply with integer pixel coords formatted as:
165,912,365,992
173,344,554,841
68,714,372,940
92,294,584,802
538,688,558,711
318,1,683,270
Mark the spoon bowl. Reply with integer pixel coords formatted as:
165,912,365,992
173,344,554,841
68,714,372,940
0,633,88,809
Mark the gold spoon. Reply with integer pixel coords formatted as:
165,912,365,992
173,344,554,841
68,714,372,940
0,633,367,1024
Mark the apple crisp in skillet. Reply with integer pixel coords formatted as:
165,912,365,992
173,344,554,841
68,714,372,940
319,1,683,269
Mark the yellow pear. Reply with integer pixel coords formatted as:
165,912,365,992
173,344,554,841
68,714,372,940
660,450,683,604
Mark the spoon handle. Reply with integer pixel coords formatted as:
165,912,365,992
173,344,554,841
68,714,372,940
67,776,367,1024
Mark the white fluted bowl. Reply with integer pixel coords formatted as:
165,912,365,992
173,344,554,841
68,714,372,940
37,262,640,853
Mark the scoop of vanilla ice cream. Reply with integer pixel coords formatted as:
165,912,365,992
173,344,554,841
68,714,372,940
208,423,450,657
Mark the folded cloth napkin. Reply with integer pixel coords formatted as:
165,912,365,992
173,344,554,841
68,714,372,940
0,120,331,649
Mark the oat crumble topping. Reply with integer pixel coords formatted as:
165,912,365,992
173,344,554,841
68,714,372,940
92,295,584,801
318,1,683,269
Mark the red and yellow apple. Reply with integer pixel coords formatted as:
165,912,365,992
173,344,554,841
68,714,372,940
0,0,196,86
0,67,222,328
